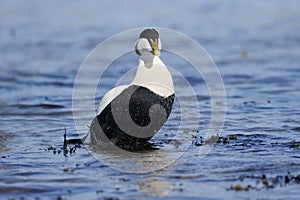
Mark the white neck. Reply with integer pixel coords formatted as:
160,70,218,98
131,55,174,97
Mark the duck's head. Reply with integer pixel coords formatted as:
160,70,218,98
135,28,161,57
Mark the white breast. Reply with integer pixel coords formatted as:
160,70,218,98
98,56,174,114
132,56,174,97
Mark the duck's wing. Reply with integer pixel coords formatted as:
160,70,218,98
81,85,130,144
97,85,130,114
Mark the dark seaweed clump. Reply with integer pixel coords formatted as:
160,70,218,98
229,172,300,191
45,129,82,157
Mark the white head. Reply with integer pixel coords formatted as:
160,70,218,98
135,28,162,57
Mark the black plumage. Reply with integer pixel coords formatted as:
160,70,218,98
89,85,174,147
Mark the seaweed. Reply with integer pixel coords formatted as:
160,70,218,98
229,172,300,191
45,129,82,157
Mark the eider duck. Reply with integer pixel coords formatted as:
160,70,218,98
83,28,175,148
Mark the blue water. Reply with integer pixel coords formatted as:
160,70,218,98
1,0,300,199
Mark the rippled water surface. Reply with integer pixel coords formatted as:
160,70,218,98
1,0,300,199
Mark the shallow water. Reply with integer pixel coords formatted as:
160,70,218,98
1,0,300,199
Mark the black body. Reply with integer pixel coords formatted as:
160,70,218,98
90,85,174,147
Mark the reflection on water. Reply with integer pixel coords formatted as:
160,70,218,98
0,135,7,152
138,177,172,198
1,0,300,199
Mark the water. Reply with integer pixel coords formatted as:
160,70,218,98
1,0,300,199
